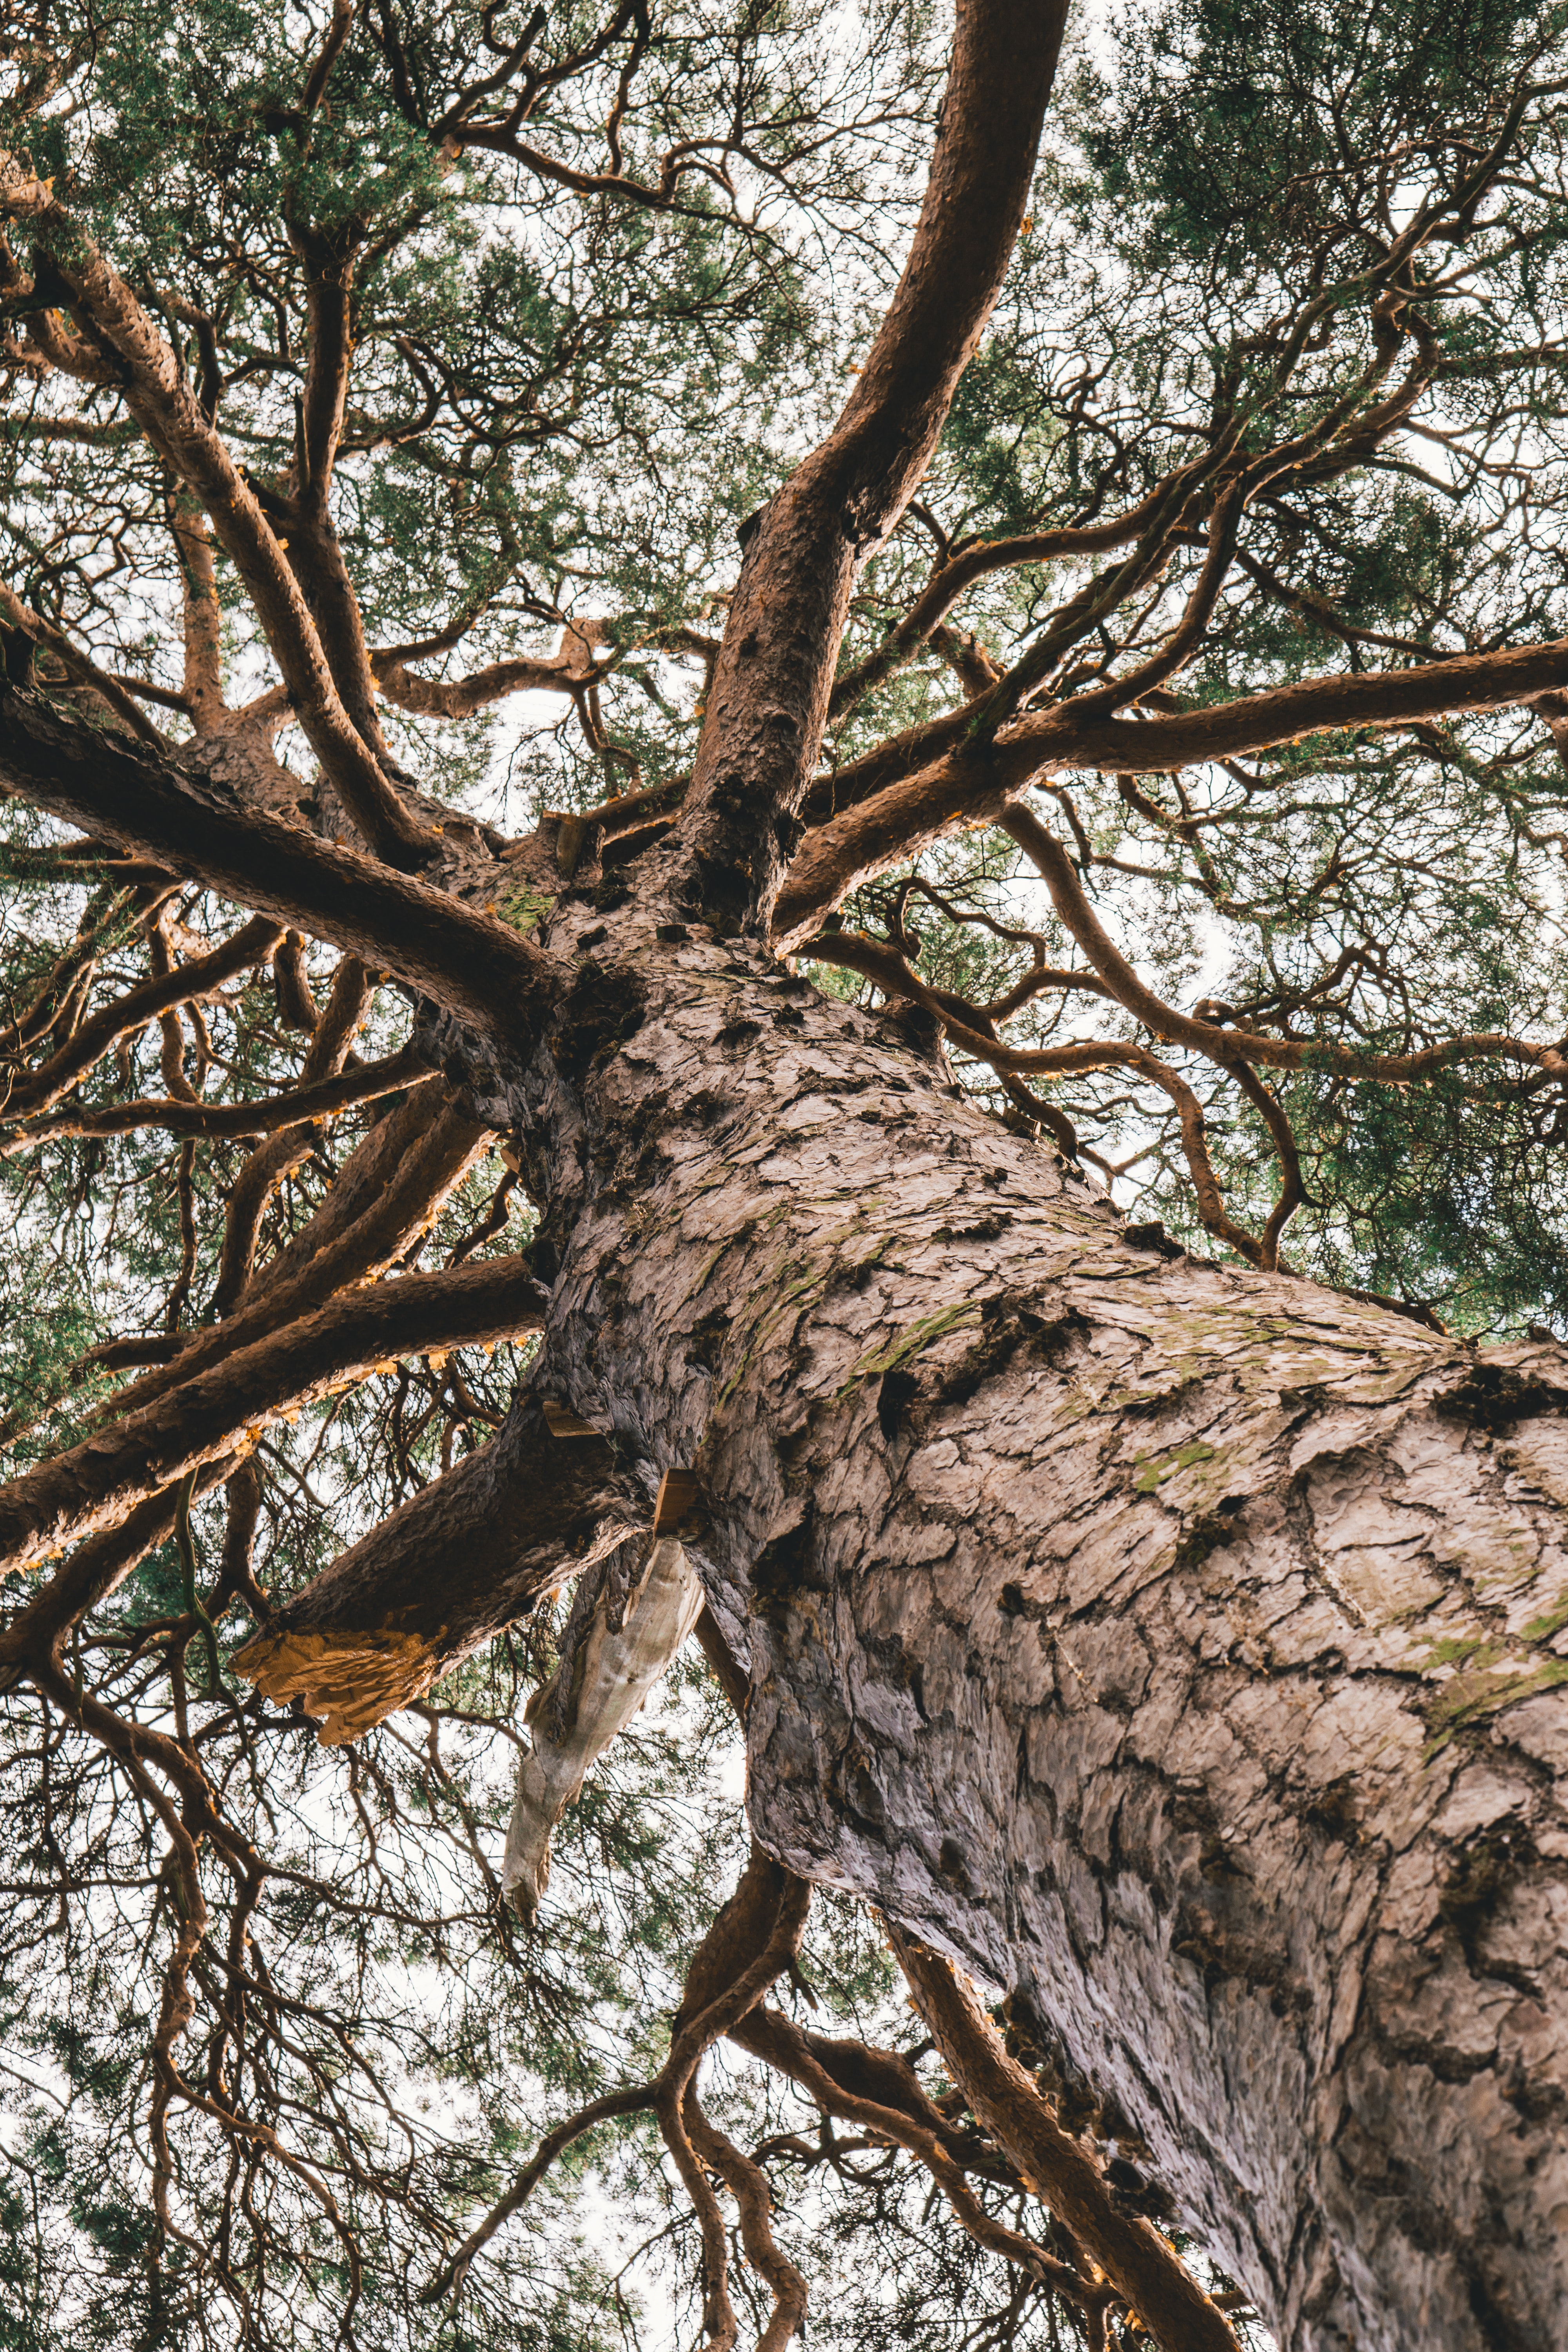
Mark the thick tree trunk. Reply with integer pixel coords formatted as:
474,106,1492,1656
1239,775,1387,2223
7,680,1564,2350
519,894,1568,2352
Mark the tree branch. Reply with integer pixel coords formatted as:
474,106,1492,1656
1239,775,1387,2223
232,1393,646,1740
779,634,1568,948
0,1255,551,1583
670,0,1070,929
0,154,433,863
371,618,611,718
828,490,1183,719
2,1041,432,1152
3,911,285,1119
0,686,559,1052
889,1930,1244,2352
211,951,374,1314
97,1088,489,1428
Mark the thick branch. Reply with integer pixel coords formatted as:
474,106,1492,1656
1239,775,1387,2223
0,687,558,1051
779,632,1568,943
423,1843,811,2322
0,1256,551,1582
232,1394,644,1740
670,0,1069,927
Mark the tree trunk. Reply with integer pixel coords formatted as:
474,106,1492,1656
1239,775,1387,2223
523,891,1568,2352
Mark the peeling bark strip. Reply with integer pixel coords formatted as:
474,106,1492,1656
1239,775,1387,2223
503,1535,705,1916
516,905,1568,2352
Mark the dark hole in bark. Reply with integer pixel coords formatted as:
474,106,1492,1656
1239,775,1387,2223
1173,1512,1244,1573
1123,1219,1183,1257
1301,1776,1363,1846
550,963,647,1082
750,1506,818,1618
844,1753,887,1827
877,1367,920,1439
937,1836,973,1891
1438,1823,1539,1960
686,1309,731,1373
1438,1361,1568,1436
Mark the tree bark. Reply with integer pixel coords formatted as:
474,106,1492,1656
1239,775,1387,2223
11,603,1566,2352
506,895,1568,2352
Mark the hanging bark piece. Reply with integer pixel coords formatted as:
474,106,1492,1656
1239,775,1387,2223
503,1534,706,1919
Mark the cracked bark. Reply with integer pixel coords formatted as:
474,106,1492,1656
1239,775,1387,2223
483,895,1568,2352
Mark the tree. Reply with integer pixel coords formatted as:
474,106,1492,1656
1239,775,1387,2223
1,0,1568,2345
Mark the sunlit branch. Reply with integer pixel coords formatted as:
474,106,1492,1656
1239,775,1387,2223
0,156,432,862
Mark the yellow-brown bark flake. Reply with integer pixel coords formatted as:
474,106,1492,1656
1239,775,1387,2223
230,1626,441,1744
